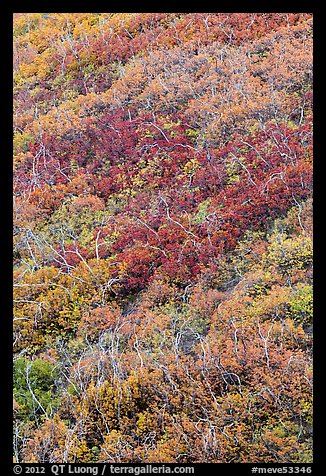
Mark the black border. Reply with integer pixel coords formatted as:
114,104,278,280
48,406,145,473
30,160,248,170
4,2,321,474
7,2,318,13
2,5,14,475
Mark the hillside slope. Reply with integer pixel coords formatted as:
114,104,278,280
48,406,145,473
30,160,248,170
13,13,313,463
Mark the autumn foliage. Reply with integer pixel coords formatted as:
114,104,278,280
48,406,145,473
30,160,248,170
13,13,313,463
